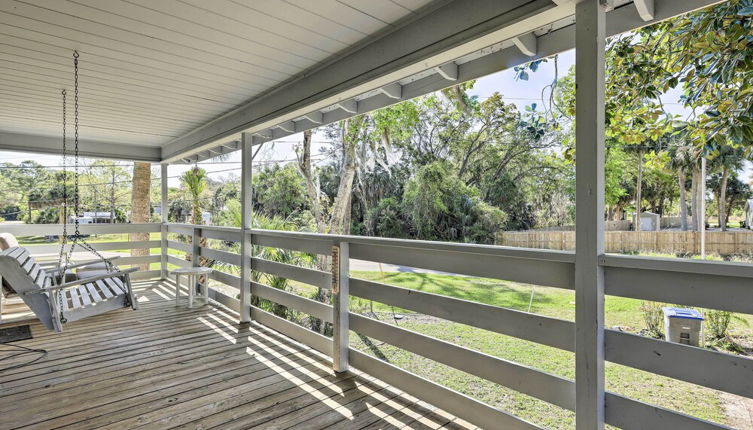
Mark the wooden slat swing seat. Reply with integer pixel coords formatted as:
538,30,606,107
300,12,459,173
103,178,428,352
0,51,139,332
0,247,138,332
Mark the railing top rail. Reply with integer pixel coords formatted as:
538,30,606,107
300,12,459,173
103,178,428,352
166,223,575,263
0,222,160,235
165,223,241,234
249,228,576,263
601,253,753,278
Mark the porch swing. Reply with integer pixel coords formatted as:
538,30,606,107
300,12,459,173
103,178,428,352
0,51,138,332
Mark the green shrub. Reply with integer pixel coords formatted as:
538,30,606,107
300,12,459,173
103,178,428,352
640,301,664,338
705,310,732,340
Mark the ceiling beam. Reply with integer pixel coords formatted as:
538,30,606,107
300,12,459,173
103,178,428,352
304,112,324,124
0,131,161,162
512,32,538,56
276,121,296,133
337,100,359,114
633,0,654,21
162,0,722,162
435,62,459,81
378,83,403,100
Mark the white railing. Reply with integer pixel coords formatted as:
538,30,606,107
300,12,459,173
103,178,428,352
1,223,161,281
160,223,751,430
4,221,749,429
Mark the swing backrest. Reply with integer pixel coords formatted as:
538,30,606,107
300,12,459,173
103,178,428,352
0,247,55,330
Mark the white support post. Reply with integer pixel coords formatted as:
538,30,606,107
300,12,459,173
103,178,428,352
191,227,201,268
240,133,253,323
332,241,350,372
575,1,606,429
160,163,168,280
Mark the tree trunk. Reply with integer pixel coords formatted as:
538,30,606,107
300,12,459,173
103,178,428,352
130,162,151,271
635,151,643,231
297,129,326,233
678,168,688,231
329,119,359,235
718,166,729,231
691,166,699,231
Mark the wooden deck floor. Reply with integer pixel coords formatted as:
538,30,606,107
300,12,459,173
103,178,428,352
0,280,476,430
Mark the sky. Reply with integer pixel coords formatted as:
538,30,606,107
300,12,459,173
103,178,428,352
4,48,744,187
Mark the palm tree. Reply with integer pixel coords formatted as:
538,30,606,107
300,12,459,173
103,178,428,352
180,166,214,275
181,166,207,224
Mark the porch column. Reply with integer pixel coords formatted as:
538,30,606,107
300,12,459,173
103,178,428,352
160,163,168,280
575,1,606,429
240,133,253,323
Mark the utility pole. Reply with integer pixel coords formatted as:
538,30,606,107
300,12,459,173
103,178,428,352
700,157,706,258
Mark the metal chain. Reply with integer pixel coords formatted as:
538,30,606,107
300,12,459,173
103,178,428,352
57,89,68,323
73,51,80,240
61,51,113,275
57,89,68,273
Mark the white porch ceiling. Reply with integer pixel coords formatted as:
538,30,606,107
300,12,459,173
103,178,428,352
0,0,438,151
0,0,724,162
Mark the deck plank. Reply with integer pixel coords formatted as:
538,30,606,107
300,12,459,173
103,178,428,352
0,280,475,430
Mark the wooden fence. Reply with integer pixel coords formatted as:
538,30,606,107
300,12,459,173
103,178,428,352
497,230,753,255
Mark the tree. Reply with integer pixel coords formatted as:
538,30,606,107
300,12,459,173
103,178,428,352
254,164,307,218
402,161,507,244
707,146,746,230
130,162,151,271
181,166,207,225
180,166,215,272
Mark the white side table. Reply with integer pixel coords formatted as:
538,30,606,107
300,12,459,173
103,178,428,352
171,267,213,308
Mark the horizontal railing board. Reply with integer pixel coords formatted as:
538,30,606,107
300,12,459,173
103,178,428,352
165,224,194,236
606,330,753,399
605,393,730,430
167,255,191,268
0,223,160,236
117,255,161,265
200,227,240,243
349,242,574,289
349,349,542,430
24,240,160,255
350,313,575,410
166,240,191,253
602,254,753,278
251,232,333,256
166,223,242,242
252,257,331,290
130,269,161,281
251,305,332,356
200,247,241,266
603,265,753,315
252,281,333,323
350,277,574,351
210,270,241,289
208,288,241,313
249,228,575,263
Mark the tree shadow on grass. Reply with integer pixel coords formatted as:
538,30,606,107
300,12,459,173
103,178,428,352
357,333,389,362
375,272,556,311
